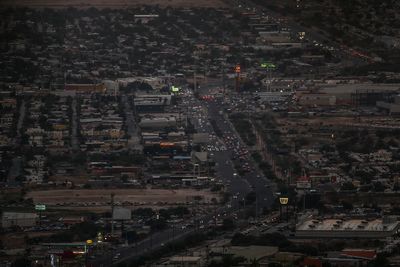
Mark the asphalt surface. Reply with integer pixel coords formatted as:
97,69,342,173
91,87,275,266
121,94,141,150
206,98,275,212
7,99,25,185
71,97,79,151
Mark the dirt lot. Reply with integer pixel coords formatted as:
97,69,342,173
0,0,228,8
26,188,219,209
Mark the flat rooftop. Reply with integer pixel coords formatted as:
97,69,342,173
321,83,400,94
297,218,399,232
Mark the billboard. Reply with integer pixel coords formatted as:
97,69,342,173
261,62,276,69
35,204,46,211
113,207,131,220
171,86,180,92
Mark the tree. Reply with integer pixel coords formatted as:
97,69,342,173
373,181,386,192
121,174,129,183
132,208,155,218
369,254,390,267
341,200,353,210
11,258,32,267
340,182,356,191
221,218,235,231
245,191,256,205
148,218,167,232
250,258,260,267
126,230,138,244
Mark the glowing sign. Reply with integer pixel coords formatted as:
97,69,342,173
279,197,289,205
35,204,46,211
261,62,276,69
86,239,93,245
235,64,241,73
160,142,174,147
171,86,180,92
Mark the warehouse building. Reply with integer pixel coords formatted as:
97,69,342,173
296,216,400,239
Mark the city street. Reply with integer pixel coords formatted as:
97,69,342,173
92,86,277,266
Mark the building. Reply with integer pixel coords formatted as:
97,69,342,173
376,95,400,114
65,83,106,93
1,212,38,228
319,83,400,106
211,246,279,263
139,117,177,128
134,14,159,24
134,94,172,113
192,133,209,144
103,80,119,95
297,93,336,106
167,256,202,267
296,216,400,239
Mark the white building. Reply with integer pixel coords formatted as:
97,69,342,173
296,216,400,239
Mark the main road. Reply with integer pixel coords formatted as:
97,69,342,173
91,86,275,266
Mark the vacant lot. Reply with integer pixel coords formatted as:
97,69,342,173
0,0,228,8
26,188,218,209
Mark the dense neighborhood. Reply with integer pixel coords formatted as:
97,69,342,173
1,1,400,267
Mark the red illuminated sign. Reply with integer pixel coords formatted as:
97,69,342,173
235,64,241,73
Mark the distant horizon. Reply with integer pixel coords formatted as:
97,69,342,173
0,0,229,9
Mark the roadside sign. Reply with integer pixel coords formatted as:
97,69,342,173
235,64,241,73
35,204,46,211
279,197,289,205
261,62,276,69
171,86,180,92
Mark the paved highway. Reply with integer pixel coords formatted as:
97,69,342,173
91,86,275,266
203,93,275,213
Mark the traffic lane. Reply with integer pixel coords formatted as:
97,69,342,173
244,171,274,209
214,150,251,196
206,101,275,208
111,207,240,266
97,224,197,266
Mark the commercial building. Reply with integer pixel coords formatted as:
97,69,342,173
319,83,400,106
65,83,106,93
139,117,177,129
376,95,400,114
297,93,336,106
1,212,38,228
296,216,400,239
134,94,172,113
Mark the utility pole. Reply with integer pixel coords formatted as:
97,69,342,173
221,63,226,95
255,191,258,222
111,193,115,237
234,64,241,93
193,72,197,92
205,63,208,85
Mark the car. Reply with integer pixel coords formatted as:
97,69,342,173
113,253,121,261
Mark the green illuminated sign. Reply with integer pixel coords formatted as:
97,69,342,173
35,204,46,211
261,62,276,69
171,86,180,92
